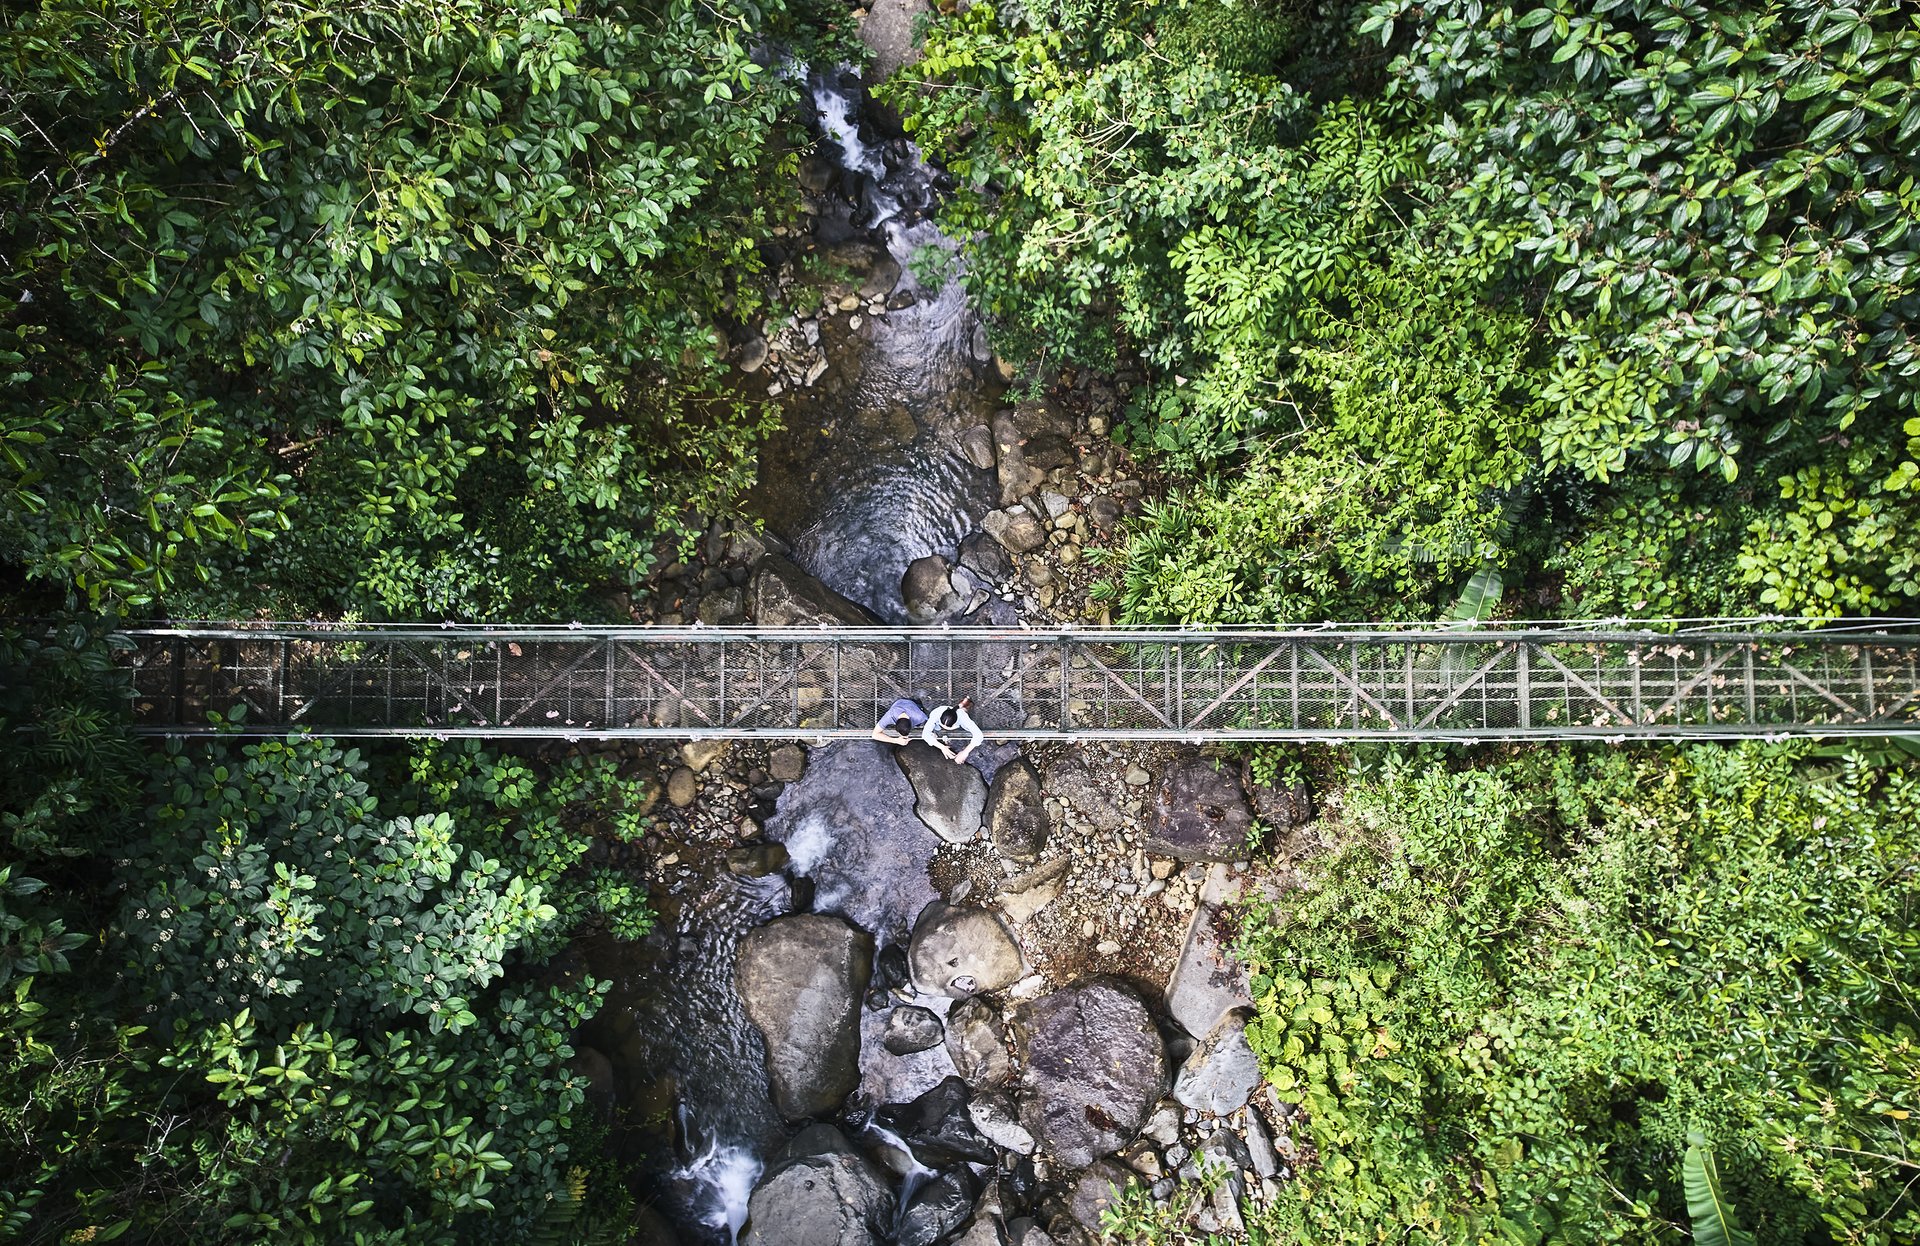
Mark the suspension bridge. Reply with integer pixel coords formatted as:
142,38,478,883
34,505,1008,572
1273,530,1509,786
120,620,1920,742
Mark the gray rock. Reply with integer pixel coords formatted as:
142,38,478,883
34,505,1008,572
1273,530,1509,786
768,744,807,783
909,902,1023,998
958,531,1015,583
1065,1160,1135,1234
968,1088,1036,1154
992,404,1076,506
737,915,873,1120
1043,764,1127,832
1087,495,1122,532
1140,1102,1180,1145
953,1217,1008,1246
679,739,732,773
751,554,878,627
983,508,1047,555
696,587,745,624
859,253,903,301
798,154,835,193
857,0,931,80
1244,1105,1280,1179
1012,980,1166,1169
883,1005,946,1055
987,758,1050,863
1164,866,1253,1037
666,767,698,808
738,336,769,374
742,1141,892,1246
1244,760,1315,829
896,741,987,844
1172,1008,1261,1115
961,424,997,470
1007,1221,1056,1246
897,1169,978,1246
946,995,1012,1089
902,554,958,624
1147,755,1254,862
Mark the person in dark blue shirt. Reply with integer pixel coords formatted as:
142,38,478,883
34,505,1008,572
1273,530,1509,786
872,696,929,745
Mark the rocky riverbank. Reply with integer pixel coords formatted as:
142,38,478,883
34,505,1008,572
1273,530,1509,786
563,51,1333,1246
566,538,1330,1243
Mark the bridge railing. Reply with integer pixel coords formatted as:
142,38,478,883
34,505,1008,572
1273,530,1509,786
120,622,1920,741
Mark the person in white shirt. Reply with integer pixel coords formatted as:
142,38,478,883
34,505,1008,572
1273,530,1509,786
922,695,984,764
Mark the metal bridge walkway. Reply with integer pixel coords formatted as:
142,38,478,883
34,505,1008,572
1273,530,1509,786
122,621,1920,742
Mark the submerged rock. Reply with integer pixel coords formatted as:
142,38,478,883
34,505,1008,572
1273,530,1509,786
876,1075,999,1167
737,914,873,1120
1147,755,1254,862
1013,980,1166,1169
910,902,1024,999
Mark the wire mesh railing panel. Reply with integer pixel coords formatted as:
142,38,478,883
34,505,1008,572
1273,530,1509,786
112,625,1920,740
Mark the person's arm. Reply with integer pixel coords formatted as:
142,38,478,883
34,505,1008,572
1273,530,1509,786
922,710,956,758
952,705,985,764
872,722,903,744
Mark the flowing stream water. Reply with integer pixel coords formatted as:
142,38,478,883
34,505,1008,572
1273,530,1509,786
581,68,1013,1242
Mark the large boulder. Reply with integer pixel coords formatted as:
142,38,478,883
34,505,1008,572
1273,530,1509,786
1164,864,1253,1037
1013,980,1166,1169
1172,1008,1262,1116
946,995,1012,1089
896,742,987,844
742,1136,893,1246
903,554,963,623
910,902,1024,998
1146,755,1254,862
737,914,873,1120
751,554,879,627
987,758,1050,863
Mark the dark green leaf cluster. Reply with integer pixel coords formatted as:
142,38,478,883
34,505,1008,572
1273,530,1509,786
893,0,1920,620
1,0,849,618
0,629,663,1243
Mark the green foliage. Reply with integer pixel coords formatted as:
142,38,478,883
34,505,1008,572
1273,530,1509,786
1236,745,1920,1245
898,0,1920,620
1685,1134,1757,1246
1,0,848,618
0,660,658,1245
